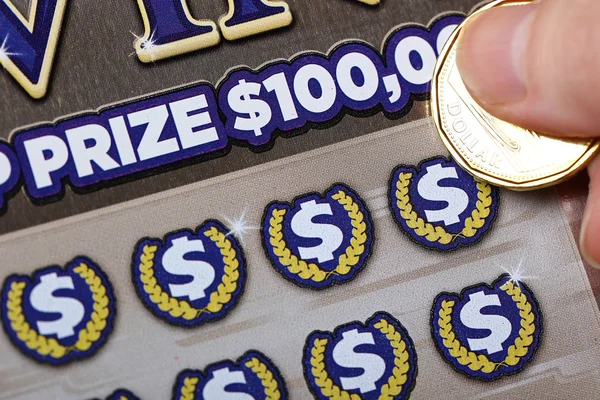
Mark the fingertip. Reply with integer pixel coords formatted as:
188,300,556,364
456,1,600,138
456,4,536,108
581,157,600,269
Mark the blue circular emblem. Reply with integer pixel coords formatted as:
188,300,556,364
389,156,499,251
106,389,140,400
0,257,116,365
262,183,374,289
132,219,247,327
431,274,543,380
303,312,418,399
172,350,288,400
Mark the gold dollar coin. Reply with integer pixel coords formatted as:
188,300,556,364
431,0,600,191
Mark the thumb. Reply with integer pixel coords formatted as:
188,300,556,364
456,0,600,138
582,157,600,269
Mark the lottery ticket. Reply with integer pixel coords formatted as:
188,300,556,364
0,1,599,399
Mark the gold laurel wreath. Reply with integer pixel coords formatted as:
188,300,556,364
310,337,360,400
137,226,241,321
5,262,111,360
177,376,199,400
245,357,282,400
268,190,368,283
309,318,412,400
373,318,412,399
395,172,493,245
436,281,537,374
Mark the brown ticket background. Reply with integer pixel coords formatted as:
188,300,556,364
1,119,599,399
0,0,479,235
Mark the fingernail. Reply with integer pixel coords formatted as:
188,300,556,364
581,157,600,269
456,4,537,106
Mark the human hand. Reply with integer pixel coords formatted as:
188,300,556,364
456,0,600,268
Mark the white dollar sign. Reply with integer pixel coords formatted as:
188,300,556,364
162,237,216,301
332,329,386,394
29,272,85,339
460,291,512,355
228,79,272,138
290,200,344,263
202,367,255,400
417,163,470,226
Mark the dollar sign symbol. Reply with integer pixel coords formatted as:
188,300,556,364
227,79,272,138
459,291,513,354
332,329,386,394
202,367,255,400
417,163,470,226
290,200,344,263
162,237,216,301
29,272,85,339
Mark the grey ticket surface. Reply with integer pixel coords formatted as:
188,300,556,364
1,120,599,399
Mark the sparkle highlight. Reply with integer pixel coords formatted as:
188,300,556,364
223,210,260,243
0,35,20,63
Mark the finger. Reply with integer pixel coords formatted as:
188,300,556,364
456,0,600,138
581,157,600,269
